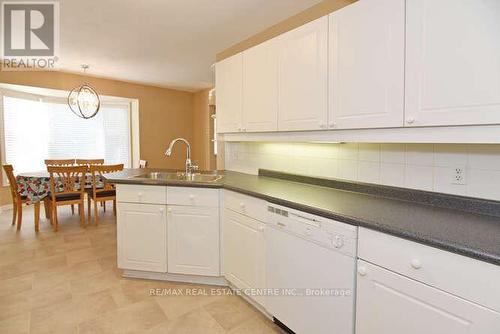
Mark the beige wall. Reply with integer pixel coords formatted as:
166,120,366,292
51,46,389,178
0,71,212,205
216,0,355,61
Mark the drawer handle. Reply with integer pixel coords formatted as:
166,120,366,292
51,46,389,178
410,259,422,269
277,222,286,228
357,266,367,277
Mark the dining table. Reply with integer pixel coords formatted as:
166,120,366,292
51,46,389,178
16,171,104,205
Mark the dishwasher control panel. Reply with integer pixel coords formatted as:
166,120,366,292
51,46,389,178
267,204,357,257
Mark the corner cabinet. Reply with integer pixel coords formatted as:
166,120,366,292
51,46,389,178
215,53,243,133
405,0,500,127
277,16,328,131
117,202,167,273
328,0,405,129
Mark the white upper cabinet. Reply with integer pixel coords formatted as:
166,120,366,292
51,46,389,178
278,16,328,131
216,53,242,133
242,39,279,132
405,0,500,127
329,0,405,129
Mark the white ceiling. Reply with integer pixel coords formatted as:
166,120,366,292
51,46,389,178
58,0,322,91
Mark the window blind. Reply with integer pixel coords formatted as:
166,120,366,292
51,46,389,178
2,95,130,174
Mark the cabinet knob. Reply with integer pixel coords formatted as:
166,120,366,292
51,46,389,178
259,226,264,232
305,227,312,236
138,192,143,198
189,194,195,200
167,208,172,213
239,202,245,209
241,127,246,132
159,207,165,213
410,259,422,269
329,122,336,128
357,266,367,276
319,122,327,129
406,117,415,124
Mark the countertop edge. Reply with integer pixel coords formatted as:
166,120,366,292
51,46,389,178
104,174,500,266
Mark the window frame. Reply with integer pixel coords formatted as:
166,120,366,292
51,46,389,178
0,88,137,184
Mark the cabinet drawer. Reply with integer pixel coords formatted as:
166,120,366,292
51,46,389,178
223,190,267,222
358,227,500,312
116,184,167,205
167,187,219,207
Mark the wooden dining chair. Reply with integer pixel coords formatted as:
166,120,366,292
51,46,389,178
75,159,104,168
3,165,41,232
47,166,87,231
44,159,75,166
45,159,77,214
76,159,107,210
88,164,124,225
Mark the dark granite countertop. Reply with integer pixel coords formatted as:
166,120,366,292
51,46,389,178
104,168,500,266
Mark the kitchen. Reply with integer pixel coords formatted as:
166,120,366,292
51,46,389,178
1,0,500,333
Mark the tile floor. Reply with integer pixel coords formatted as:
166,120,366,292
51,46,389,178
0,204,284,334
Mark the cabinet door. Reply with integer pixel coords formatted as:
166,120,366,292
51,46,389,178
117,203,167,273
167,206,220,276
222,209,265,306
356,260,500,334
329,0,404,129
405,0,500,126
242,39,278,132
278,16,328,131
215,53,242,133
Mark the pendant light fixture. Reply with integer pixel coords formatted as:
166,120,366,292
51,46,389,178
68,64,101,119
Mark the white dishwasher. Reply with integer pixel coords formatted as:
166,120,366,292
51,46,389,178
265,204,357,334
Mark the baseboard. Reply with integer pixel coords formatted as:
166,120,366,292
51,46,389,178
122,270,227,286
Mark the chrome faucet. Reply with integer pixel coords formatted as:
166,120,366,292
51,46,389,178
165,138,198,176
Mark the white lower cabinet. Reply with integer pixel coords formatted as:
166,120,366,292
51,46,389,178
167,205,220,276
222,209,266,307
117,202,167,273
356,260,500,334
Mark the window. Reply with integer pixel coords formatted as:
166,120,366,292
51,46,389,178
2,93,131,174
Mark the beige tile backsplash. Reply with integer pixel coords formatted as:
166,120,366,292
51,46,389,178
224,142,500,201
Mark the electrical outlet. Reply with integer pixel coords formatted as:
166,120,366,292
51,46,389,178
452,167,467,185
